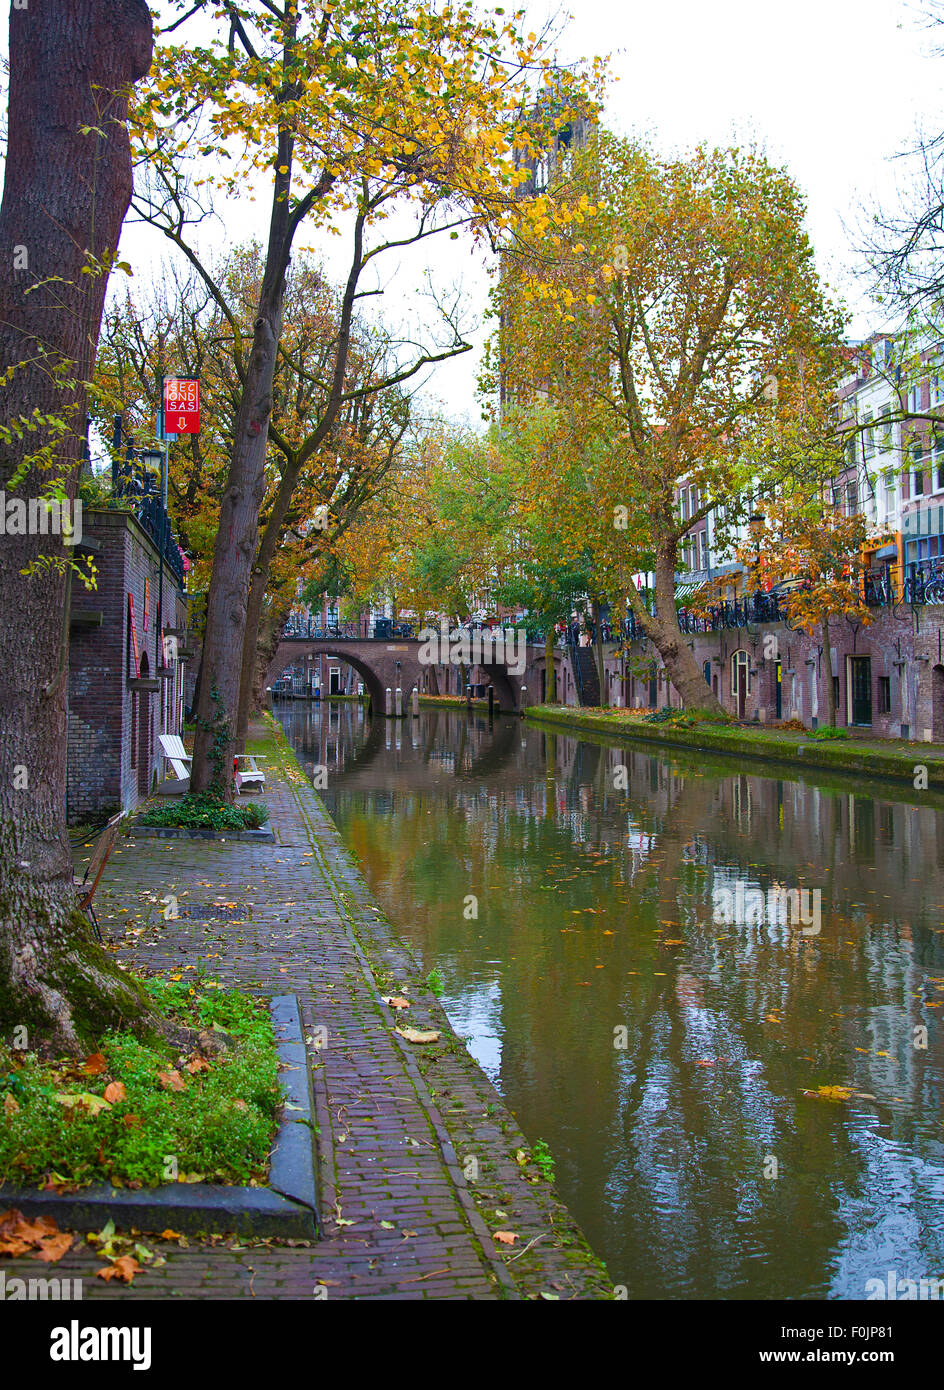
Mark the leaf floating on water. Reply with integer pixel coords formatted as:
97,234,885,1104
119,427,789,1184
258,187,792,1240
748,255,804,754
802,1085,853,1103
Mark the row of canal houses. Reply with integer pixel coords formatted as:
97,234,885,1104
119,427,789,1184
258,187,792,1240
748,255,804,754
643,326,944,738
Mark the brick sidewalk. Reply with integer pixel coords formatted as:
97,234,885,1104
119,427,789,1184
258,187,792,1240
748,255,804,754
23,720,611,1301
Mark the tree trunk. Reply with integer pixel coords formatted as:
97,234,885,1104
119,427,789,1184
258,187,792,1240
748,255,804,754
544,629,556,703
249,595,294,732
235,463,302,749
822,619,837,727
190,279,286,795
591,598,606,706
0,0,157,1053
189,8,312,799
629,546,727,717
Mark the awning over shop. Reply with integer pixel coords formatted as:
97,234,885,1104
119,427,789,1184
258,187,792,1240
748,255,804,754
674,581,706,602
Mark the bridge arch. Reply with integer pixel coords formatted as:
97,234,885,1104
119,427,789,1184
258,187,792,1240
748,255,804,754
266,643,388,712
267,635,537,714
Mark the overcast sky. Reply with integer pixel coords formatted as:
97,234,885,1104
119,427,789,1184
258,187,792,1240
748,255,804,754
397,0,944,420
3,0,942,426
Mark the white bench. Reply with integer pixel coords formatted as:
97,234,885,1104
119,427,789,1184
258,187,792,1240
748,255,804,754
157,733,191,794
157,733,267,794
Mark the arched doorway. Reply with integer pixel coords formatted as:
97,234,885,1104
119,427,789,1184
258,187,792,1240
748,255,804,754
933,664,944,742
731,649,749,720
137,651,152,795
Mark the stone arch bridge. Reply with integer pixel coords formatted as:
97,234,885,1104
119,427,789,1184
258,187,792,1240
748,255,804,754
266,635,552,713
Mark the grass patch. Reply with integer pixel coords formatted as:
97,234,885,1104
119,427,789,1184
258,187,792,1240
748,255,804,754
139,792,269,831
0,977,281,1189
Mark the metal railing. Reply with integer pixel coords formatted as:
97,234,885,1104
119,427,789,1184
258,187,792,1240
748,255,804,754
675,591,789,634
281,618,416,641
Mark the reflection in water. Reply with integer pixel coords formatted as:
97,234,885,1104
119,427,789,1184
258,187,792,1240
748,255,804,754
280,701,944,1299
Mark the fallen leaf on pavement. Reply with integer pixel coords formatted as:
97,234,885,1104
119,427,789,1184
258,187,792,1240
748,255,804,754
35,1232,74,1263
494,1231,519,1245
396,1027,440,1044
0,1209,72,1262
97,1256,141,1283
381,996,410,1010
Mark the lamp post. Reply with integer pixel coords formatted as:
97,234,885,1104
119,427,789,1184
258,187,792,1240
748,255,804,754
748,511,766,607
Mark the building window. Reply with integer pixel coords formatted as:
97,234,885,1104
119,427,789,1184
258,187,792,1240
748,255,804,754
863,412,874,459
913,441,924,497
879,405,893,452
846,480,857,516
878,676,891,714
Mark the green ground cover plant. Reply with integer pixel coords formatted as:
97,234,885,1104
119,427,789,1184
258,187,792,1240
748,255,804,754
139,793,269,831
0,977,281,1188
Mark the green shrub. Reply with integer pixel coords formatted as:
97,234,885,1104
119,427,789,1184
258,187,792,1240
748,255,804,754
809,726,850,740
140,792,268,830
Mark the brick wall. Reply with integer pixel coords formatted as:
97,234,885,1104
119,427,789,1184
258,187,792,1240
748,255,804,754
67,508,189,824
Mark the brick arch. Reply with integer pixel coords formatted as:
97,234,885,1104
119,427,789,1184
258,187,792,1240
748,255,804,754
267,645,387,712
468,660,520,710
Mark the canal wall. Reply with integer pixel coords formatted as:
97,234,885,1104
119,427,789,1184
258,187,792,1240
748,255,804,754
523,704,944,793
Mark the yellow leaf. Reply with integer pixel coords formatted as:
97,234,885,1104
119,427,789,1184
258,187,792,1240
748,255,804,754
396,1026,440,1044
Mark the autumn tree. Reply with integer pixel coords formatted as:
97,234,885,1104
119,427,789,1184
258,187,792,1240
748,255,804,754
0,0,156,1050
740,500,879,727
495,129,845,714
131,0,601,797
94,246,422,740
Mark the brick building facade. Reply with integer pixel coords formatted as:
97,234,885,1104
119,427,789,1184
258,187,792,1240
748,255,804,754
67,507,190,824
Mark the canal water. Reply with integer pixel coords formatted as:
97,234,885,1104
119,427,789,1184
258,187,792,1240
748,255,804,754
279,701,944,1299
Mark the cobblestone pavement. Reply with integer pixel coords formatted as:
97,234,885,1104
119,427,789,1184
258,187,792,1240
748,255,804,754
29,720,612,1300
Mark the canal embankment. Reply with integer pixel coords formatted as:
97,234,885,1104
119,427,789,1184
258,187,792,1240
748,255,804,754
49,714,611,1301
524,703,944,792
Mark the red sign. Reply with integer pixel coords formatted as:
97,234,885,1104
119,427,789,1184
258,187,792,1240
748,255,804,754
162,377,200,434
128,593,140,678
